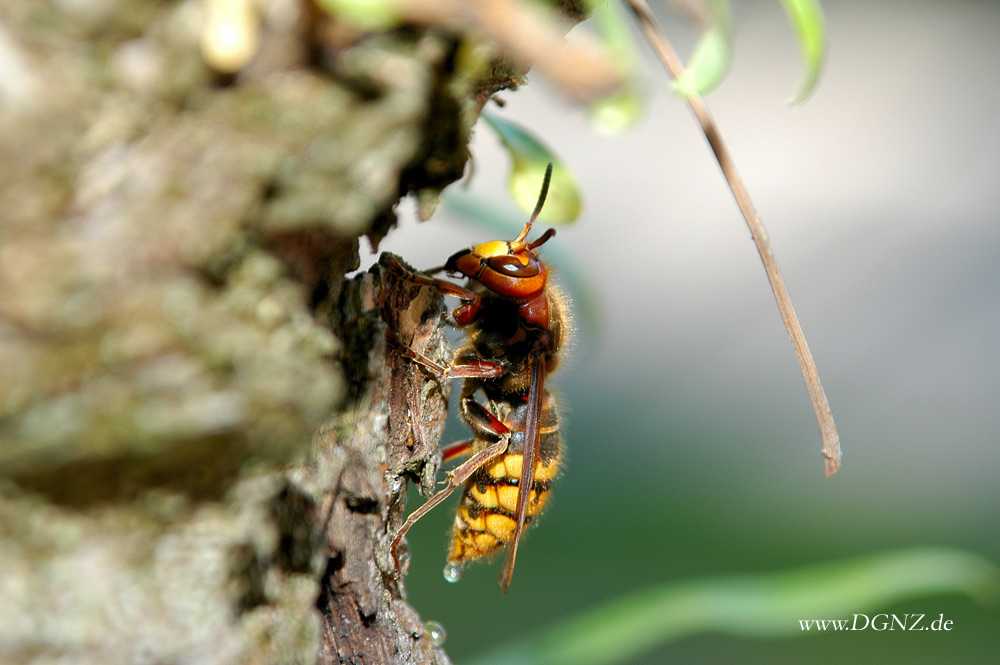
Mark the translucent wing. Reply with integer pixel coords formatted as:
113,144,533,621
498,348,546,594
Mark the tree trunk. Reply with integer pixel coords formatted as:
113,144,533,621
0,1,593,663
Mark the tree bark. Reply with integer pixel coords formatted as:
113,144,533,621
310,256,451,665
0,1,594,663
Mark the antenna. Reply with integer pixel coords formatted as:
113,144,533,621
513,162,554,245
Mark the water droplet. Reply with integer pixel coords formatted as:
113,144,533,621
424,620,446,647
442,561,462,583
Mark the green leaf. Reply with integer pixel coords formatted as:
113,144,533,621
673,0,733,98
779,0,827,103
314,0,400,31
588,87,644,136
481,113,582,223
587,0,644,134
469,548,1000,665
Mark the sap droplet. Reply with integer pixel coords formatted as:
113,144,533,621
442,562,462,583
424,620,446,647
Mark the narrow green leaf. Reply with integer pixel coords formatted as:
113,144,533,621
587,0,644,134
481,113,582,223
673,0,733,98
469,548,1000,665
779,0,827,103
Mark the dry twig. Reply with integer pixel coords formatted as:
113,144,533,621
626,0,842,476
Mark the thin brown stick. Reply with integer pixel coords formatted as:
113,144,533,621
394,0,622,101
625,0,841,476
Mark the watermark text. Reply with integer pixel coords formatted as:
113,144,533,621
798,614,954,632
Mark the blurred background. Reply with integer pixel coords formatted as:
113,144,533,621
366,0,1000,661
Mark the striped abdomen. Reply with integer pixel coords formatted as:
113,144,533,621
448,391,561,563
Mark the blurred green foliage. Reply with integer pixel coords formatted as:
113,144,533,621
481,112,583,224
469,548,999,665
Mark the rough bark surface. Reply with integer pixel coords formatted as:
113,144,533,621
309,256,451,665
0,1,586,663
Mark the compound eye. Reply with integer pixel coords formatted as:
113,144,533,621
444,249,473,274
486,256,539,278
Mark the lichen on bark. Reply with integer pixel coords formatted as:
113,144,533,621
0,0,598,663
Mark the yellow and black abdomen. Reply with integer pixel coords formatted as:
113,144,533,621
448,391,561,564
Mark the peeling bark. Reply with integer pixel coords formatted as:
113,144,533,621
308,256,452,665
